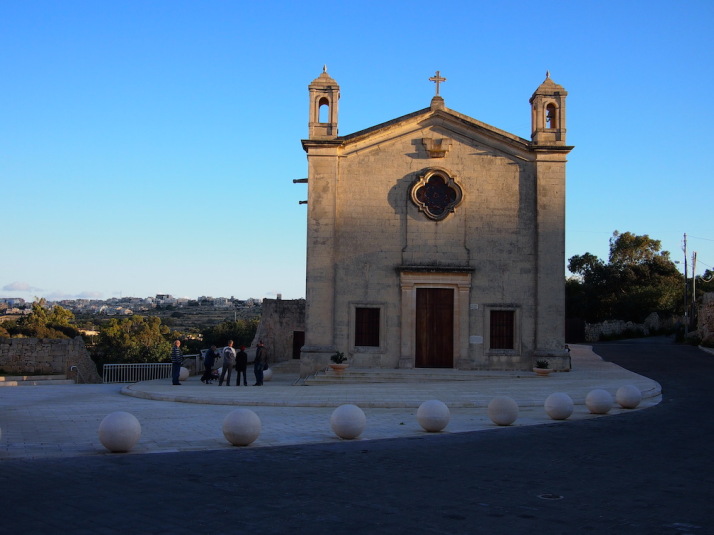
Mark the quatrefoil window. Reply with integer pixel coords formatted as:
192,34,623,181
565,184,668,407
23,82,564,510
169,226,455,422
410,169,463,221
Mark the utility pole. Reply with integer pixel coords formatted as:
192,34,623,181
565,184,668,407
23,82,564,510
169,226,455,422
692,251,698,331
683,233,688,335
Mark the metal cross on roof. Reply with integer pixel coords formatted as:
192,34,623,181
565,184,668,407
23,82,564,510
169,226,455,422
429,70,446,96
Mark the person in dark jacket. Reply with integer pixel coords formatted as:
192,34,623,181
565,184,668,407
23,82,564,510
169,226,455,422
171,339,182,385
201,345,218,384
253,341,266,386
235,346,248,386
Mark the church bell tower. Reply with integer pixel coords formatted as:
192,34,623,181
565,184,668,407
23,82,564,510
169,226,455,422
530,71,567,145
308,66,340,139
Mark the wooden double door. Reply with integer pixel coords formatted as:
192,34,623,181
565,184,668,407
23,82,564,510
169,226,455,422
415,288,454,368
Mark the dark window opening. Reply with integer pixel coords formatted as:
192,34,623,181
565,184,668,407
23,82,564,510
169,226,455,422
490,310,514,349
415,175,457,217
318,97,330,123
546,103,557,129
355,307,380,347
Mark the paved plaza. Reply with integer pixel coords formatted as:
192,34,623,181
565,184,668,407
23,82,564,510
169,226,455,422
1,338,712,534
0,345,660,459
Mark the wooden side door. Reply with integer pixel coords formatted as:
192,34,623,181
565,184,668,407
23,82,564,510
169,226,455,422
415,288,454,368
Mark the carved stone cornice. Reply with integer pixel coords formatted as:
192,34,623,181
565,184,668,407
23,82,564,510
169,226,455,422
421,137,451,158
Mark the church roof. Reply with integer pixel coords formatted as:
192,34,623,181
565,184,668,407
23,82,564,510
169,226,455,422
536,77,566,92
531,72,568,99
335,102,532,152
340,107,433,141
309,67,339,88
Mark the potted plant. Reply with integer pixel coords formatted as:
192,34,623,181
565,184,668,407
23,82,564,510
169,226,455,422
329,351,349,374
533,359,553,376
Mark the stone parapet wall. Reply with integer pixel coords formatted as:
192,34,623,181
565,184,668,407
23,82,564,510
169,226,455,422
698,293,714,345
584,312,675,342
0,337,102,383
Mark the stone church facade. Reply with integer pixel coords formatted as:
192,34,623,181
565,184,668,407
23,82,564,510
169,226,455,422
299,69,573,375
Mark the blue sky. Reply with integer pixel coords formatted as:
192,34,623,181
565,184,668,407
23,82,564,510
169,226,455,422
2,1,713,301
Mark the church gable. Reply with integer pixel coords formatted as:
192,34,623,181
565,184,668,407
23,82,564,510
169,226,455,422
335,117,528,240
339,107,531,163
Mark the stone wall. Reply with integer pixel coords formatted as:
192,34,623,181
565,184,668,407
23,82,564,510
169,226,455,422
584,312,674,342
251,299,305,364
0,337,102,383
698,292,714,345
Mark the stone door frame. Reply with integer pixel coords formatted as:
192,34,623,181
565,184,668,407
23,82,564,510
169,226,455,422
398,270,471,369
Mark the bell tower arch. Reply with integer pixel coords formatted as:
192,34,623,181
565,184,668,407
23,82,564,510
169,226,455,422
530,71,567,145
309,66,340,139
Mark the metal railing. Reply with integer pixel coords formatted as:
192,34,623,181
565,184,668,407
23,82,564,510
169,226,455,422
102,363,172,384
101,355,202,384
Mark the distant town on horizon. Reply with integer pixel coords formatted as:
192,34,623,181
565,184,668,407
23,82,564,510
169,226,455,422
0,294,295,317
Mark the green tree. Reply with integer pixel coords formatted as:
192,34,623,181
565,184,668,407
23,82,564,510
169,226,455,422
11,299,79,338
47,304,75,326
566,253,612,321
567,231,683,323
201,319,258,349
608,231,664,265
93,316,172,368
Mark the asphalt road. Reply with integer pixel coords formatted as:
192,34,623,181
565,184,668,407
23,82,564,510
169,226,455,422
1,337,711,535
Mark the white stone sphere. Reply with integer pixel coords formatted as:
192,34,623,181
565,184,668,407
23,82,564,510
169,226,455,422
488,396,519,426
330,404,366,439
616,385,642,409
222,409,261,446
586,389,613,414
262,368,273,382
98,411,141,453
179,367,189,381
417,400,450,432
544,392,574,420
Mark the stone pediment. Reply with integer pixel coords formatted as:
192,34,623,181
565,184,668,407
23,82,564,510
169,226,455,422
314,106,532,159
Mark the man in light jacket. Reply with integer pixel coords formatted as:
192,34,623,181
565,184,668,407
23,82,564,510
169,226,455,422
218,340,236,386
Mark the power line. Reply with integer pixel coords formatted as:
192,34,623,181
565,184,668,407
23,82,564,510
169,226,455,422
696,259,712,270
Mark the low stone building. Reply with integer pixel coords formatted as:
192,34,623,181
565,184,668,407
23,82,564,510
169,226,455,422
250,298,305,364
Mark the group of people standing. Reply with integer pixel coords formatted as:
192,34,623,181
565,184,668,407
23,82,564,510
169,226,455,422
200,340,267,386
